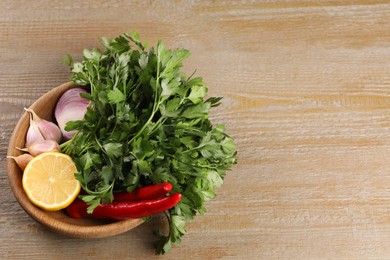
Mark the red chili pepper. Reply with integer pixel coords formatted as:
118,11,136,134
114,182,172,201
66,193,182,220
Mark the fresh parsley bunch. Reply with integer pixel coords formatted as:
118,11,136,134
62,31,237,254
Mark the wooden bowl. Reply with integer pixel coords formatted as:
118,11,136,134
6,82,144,238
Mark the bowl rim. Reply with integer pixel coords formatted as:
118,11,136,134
6,81,143,238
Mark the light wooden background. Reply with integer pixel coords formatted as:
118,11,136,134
3,0,390,259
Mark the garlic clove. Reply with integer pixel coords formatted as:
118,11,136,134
7,153,33,171
25,111,45,147
27,140,61,157
24,108,62,144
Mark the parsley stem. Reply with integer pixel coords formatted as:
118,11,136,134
128,42,163,145
149,116,167,136
182,143,207,154
81,181,115,196
95,135,106,155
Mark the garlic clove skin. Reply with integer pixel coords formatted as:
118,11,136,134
24,108,62,144
38,119,63,143
27,140,60,157
7,153,33,171
25,111,45,147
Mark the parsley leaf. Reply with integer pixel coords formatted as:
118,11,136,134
107,87,126,103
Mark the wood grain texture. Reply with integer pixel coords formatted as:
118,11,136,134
2,0,390,259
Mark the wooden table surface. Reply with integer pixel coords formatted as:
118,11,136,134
3,0,390,259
